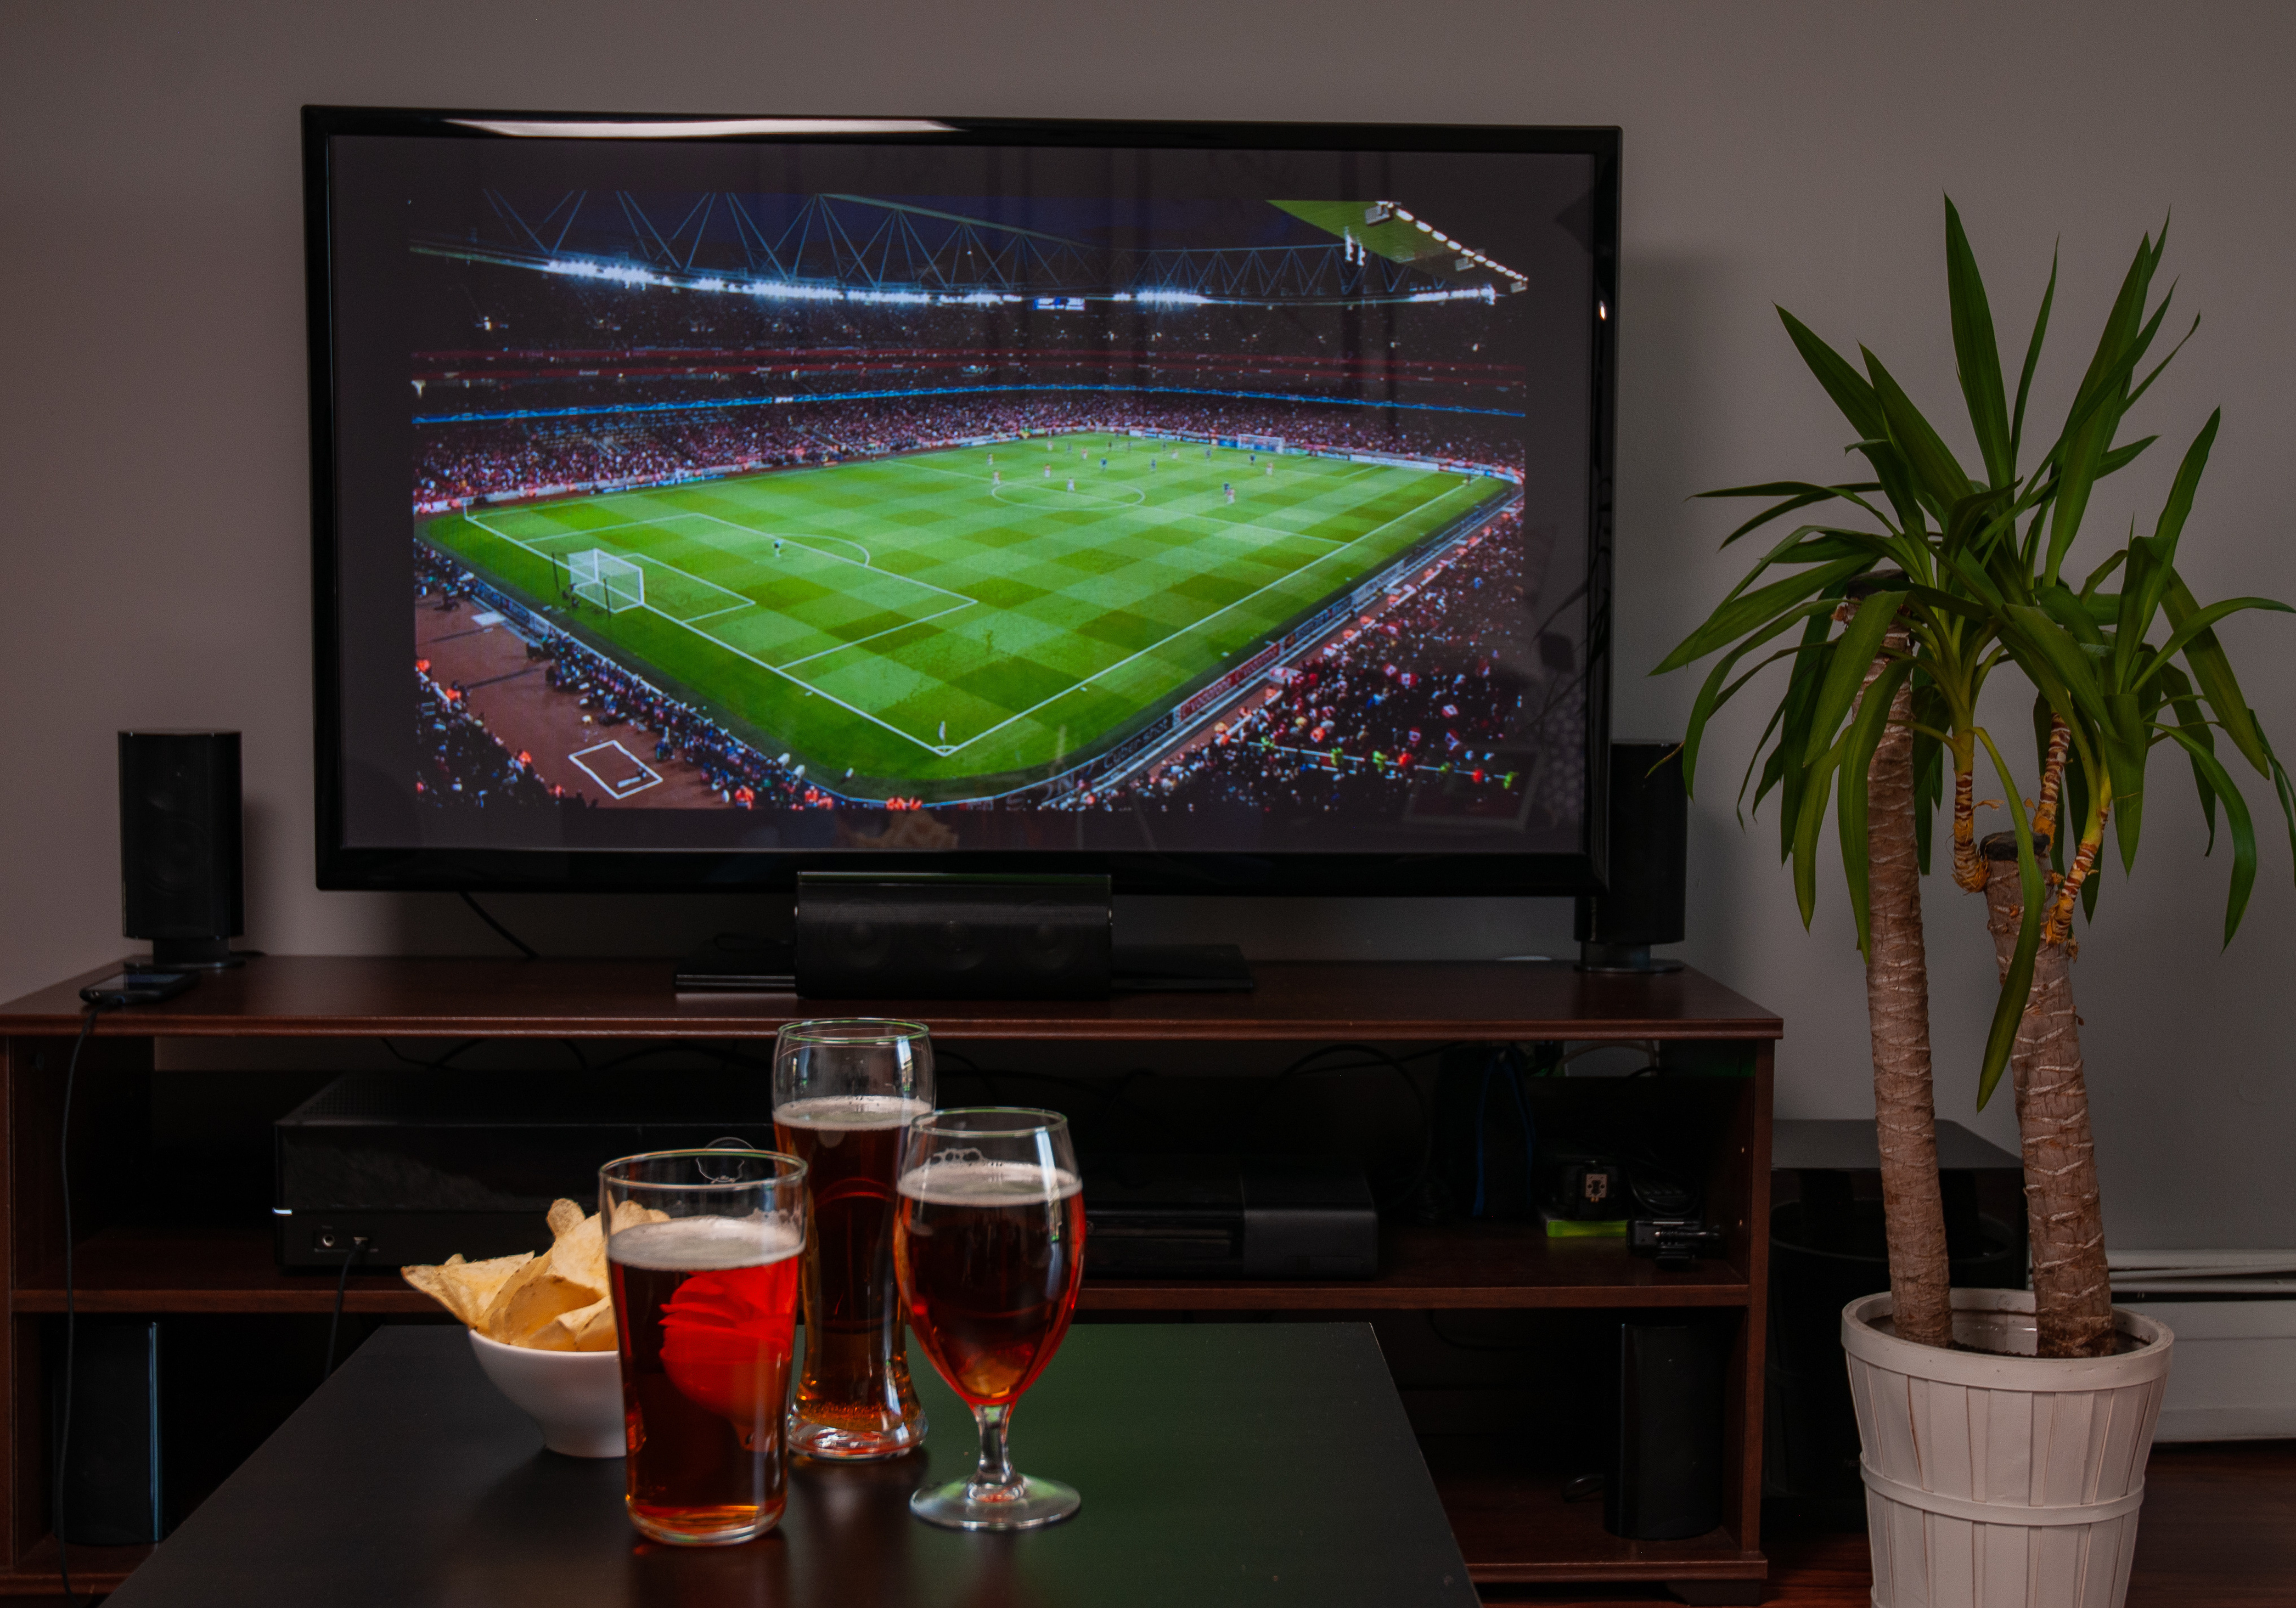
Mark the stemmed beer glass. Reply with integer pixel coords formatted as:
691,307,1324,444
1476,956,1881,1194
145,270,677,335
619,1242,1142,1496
772,1019,935,1460
894,1108,1087,1530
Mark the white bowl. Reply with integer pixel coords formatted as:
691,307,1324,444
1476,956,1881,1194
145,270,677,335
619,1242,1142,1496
467,1330,625,1458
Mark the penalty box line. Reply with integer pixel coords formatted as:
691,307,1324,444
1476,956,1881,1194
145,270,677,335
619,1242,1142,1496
467,511,754,623
948,478,1475,757
467,511,971,755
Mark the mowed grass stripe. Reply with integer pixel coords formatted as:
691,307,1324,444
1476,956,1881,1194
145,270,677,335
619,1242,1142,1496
423,434,1510,790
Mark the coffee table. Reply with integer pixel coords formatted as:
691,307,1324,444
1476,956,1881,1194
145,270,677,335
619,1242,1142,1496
105,1322,1473,1607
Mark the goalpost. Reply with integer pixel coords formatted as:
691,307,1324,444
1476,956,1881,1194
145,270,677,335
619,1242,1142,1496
1235,434,1285,457
560,549,645,614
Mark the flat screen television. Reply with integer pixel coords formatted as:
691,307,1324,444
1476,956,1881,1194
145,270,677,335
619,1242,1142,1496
306,107,1618,896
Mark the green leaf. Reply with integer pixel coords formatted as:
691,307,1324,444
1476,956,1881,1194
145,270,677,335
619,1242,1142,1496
2131,411,2221,628
1679,600,1836,792
2166,574,2272,774
2009,247,2057,468
1801,588,1904,766
2156,722,2259,944
1791,737,1845,927
2000,605,2114,730
1655,556,1871,674
2093,434,2158,483
2134,597,2296,694
2153,665,2219,852
1837,656,1915,956
1972,728,2046,1109
1945,198,2012,487
1865,348,1975,515
1778,308,1887,441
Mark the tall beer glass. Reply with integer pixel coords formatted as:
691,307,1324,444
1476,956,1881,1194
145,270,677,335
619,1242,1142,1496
894,1108,1086,1530
601,1148,806,1546
772,1018,934,1460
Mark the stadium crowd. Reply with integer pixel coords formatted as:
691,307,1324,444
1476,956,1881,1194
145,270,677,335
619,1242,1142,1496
1062,506,1583,825
415,389,1523,506
414,671,566,809
415,545,841,812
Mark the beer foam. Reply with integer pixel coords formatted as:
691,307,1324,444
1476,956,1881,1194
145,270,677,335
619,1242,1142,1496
608,1214,802,1272
773,1095,934,1132
896,1159,1084,1206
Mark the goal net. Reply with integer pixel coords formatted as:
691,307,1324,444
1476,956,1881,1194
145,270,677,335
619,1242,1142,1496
1235,434,1285,456
564,549,644,614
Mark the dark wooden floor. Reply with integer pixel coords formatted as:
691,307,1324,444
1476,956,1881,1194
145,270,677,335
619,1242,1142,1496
1479,1442,2296,1606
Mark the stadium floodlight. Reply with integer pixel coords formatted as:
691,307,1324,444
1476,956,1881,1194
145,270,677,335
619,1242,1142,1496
1135,288,1209,305
563,549,645,614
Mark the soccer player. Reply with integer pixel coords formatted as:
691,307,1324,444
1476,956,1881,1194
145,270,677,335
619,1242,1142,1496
1101,457,1108,469
1203,445,1211,460
1067,476,1076,491
1226,485,1236,504
938,720,947,742
1150,457,1158,471
993,470,1001,486
1265,463,1273,476
1045,464,1052,479
774,538,783,558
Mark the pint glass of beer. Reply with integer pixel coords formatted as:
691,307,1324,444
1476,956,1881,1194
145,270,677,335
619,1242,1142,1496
600,1148,807,1546
894,1108,1086,1530
772,1018,934,1460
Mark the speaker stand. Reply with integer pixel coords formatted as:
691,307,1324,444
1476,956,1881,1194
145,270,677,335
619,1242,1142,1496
1575,942,1684,975
136,937,248,970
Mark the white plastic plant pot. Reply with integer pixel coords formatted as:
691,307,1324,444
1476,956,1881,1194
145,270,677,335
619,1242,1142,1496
1841,1288,2172,1608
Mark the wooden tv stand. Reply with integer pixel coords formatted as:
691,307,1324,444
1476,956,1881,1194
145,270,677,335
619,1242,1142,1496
0,955,1778,1602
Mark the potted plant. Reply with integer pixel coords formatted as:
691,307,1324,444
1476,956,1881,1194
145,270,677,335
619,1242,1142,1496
1659,202,2294,1606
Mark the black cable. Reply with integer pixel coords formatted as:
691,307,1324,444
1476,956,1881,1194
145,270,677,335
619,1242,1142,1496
56,1002,113,1604
1262,1043,1438,1212
560,1039,590,1071
381,1037,484,1072
324,1237,370,1382
458,890,538,959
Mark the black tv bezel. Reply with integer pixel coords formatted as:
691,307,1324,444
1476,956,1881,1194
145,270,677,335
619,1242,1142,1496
304,105,1618,897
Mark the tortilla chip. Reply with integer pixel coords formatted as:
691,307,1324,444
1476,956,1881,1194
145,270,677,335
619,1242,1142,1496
401,1251,535,1330
529,1294,618,1353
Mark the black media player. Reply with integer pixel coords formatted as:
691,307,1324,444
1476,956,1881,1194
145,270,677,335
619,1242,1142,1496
273,1070,773,1269
1081,1155,1379,1279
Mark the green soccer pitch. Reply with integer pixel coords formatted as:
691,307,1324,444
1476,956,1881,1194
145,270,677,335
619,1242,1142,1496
420,431,1514,797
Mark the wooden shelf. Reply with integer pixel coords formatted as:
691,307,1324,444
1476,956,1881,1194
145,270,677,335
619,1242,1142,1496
0,953,1779,1595
1086,1221,1749,1310
1423,1435,1764,1585
5,1536,152,1597
0,955,1783,1043
14,1220,1749,1315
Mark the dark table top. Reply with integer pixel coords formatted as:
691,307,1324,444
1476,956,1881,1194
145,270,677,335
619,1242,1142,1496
107,1322,1473,1608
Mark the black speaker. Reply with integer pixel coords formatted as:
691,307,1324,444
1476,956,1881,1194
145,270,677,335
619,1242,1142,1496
1605,1317,1725,1541
118,731,244,969
794,873,1112,999
54,1319,163,1546
1576,739,1687,972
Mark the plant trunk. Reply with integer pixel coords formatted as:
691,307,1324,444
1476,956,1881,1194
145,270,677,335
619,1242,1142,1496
1980,832,2115,1358
1860,623,1953,1348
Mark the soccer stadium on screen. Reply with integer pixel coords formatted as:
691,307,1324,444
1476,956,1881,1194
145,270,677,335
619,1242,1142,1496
408,185,1590,849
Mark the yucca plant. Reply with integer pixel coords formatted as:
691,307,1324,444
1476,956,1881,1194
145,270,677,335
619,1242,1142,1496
1659,201,2295,1356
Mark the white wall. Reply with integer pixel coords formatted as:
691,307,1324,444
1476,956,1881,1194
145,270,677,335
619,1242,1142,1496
6,0,2292,1247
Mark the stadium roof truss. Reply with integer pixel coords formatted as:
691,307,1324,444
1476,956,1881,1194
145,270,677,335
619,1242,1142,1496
413,190,1484,307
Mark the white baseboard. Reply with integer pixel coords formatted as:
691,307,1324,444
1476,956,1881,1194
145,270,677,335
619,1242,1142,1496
2119,1299,2296,1442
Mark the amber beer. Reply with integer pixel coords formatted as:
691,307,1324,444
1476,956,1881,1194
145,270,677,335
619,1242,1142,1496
894,1159,1087,1406
773,1094,933,1456
608,1216,802,1545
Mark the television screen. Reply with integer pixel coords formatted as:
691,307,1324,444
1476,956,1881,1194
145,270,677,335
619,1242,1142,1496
309,111,1616,892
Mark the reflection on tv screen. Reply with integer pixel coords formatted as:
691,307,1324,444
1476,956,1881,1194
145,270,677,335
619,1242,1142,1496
337,135,1598,858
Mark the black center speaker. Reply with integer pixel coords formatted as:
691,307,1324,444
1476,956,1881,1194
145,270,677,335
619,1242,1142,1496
1576,739,1687,973
794,872,1111,999
118,730,244,969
